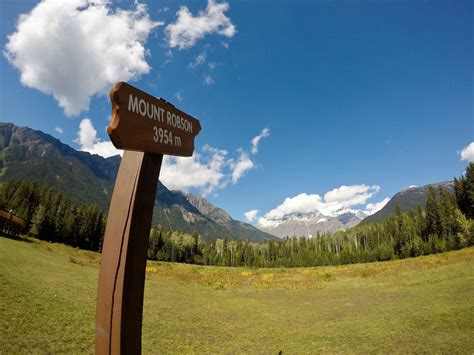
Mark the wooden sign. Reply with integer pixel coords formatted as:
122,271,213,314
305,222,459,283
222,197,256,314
96,82,201,354
108,82,201,156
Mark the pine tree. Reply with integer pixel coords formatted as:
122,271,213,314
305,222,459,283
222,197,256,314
455,163,474,219
148,228,161,260
30,205,46,238
192,231,199,255
465,163,474,219
425,186,440,238
452,209,469,248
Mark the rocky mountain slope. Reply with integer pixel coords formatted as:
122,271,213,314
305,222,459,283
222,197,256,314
260,210,368,238
362,182,454,224
0,122,277,242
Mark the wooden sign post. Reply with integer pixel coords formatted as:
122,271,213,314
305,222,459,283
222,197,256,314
96,82,201,354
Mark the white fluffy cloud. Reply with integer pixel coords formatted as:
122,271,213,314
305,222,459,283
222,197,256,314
364,197,390,216
258,185,383,227
160,145,228,196
72,126,267,196
324,184,380,206
251,128,270,154
230,151,254,184
54,126,64,134
75,118,122,158
259,193,328,227
220,129,271,186
161,127,269,195
74,121,242,194
460,142,474,163
165,0,236,49
244,209,259,222
4,0,161,116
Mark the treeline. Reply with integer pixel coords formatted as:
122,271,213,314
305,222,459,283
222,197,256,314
148,164,474,268
2,164,474,268
148,191,473,267
0,180,105,251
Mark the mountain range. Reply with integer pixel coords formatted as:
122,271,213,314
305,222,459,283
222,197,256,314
0,122,456,241
0,122,277,242
260,209,369,238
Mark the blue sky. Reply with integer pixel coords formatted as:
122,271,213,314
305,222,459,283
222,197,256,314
0,0,472,226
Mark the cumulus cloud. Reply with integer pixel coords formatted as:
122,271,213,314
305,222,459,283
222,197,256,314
161,128,267,195
251,128,270,154
460,142,474,163
54,126,64,134
75,118,122,158
74,123,251,195
324,184,380,206
165,0,236,49
259,193,326,227
258,185,382,227
244,209,259,223
228,128,271,184
230,151,254,184
4,0,161,116
364,197,390,216
161,145,228,196
73,126,267,195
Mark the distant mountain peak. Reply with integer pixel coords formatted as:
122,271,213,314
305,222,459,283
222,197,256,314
259,208,367,239
362,181,454,224
184,192,233,224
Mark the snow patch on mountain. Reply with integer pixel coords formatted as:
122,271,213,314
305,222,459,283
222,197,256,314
257,186,389,238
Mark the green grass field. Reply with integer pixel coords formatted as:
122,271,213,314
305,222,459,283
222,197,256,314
1,236,474,353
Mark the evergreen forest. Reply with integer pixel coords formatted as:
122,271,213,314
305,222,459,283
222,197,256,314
2,163,473,268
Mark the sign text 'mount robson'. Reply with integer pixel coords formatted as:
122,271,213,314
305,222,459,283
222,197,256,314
108,82,201,157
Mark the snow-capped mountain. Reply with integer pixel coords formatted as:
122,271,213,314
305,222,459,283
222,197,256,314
260,209,369,238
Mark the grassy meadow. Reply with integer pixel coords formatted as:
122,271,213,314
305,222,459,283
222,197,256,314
1,235,474,353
